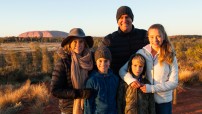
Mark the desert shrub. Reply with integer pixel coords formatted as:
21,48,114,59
18,51,28,70
29,42,42,72
0,104,23,114
53,51,60,66
7,70,27,83
179,70,199,86
28,72,51,84
0,68,28,84
171,37,202,85
41,47,52,73
184,44,202,70
193,60,202,70
0,53,6,67
3,51,20,70
30,101,44,114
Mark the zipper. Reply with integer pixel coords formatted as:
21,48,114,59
149,53,157,85
152,59,154,85
103,74,108,104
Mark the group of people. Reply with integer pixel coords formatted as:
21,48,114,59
51,6,178,114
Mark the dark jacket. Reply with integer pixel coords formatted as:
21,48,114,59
123,76,156,114
101,26,148,75
84,69,119,114
51,48,92,113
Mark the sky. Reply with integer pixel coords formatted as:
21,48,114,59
0,0,202,37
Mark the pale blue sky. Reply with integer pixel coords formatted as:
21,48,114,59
0,0,202,37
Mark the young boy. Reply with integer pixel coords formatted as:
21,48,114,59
84,47,119,114
119,54,156,114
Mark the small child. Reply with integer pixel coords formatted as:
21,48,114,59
121,54,156,114
84,47,119,114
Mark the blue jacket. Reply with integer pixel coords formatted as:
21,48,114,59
84,69,119,114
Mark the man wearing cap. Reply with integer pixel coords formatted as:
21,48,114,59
100,6,149,114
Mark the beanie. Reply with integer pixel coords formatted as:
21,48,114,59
116,6,134,22
94,47,112,62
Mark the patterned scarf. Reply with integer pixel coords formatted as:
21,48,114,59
71,49,93,114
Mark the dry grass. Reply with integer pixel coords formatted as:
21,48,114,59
0,80,30,109
0,42,60,54
179,70,200,85
0,80,50,113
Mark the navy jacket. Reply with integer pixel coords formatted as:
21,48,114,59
84,69,119,114
101,26,148,75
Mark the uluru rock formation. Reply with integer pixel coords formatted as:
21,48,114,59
18,31,68,38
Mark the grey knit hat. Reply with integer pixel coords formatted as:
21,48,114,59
94,47,112,62
116,6,134,22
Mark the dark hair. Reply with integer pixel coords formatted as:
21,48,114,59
127,53,146,77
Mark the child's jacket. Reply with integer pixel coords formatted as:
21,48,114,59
84,69,119,114
124,77,156,114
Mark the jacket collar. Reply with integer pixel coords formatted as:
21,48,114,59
92,69,114,78
57,47,71,60
118,25,135,35
143,44,160,58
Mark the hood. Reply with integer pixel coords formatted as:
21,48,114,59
142,44,160,55
142,44,152,53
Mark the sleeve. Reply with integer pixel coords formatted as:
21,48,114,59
84,78,96,114
51,59,76,99
146,56,179,93
119,61,137,85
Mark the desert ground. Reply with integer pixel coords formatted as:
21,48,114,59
20,83,202,114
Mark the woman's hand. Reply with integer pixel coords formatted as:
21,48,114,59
140,84,147,93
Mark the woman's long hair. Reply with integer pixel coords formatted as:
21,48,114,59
148,24,175,65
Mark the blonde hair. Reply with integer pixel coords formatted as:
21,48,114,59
128,54,146,76
148,24,175,65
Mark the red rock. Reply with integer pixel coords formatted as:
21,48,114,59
18,31,68,38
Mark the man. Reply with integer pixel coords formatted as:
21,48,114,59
101,6,148,88
100,6,149,114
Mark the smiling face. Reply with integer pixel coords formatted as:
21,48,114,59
148,28,164,51
131,58,144,76
117,14,133,33
69,38,85,54
96,58,110,74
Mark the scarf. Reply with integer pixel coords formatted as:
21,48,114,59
71,49,93,114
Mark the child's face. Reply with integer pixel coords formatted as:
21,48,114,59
96,58,110,74
70,38,85,54
131,59,144,76
148,28,164,51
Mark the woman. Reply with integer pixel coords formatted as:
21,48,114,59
51,28,94,114
119,24,178,114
